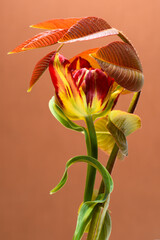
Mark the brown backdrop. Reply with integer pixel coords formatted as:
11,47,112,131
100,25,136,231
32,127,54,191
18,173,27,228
1,0,160,239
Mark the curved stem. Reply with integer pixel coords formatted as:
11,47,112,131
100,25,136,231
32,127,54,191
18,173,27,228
99,91,141,194
83,115,98,202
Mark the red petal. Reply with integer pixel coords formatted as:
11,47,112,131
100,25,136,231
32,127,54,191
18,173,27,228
30,18,82,30
70,48,100,69
28,51,56,92
68,56,91,72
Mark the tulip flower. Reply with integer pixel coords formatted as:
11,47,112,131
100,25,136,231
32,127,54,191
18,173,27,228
9,16,144,240
49,52,114,120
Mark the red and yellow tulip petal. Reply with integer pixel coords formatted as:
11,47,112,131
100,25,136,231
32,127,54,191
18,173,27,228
30,17,82,30
9,29,67,54
68,57,91,72
59,17,119,43
82,69,114,106
70,48,100,69
49,53,82,107
49,54,88,120
92,41,144,92
28,51,56,92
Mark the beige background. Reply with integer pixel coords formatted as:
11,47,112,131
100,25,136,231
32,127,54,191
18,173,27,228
1,0,160,239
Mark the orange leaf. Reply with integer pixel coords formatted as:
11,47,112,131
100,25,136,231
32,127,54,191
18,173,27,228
9,29,67,54
30,18,82,30
28,51,55,92
92,41,144,92
23,29,67,50
59,17,119,43
70,48,100,68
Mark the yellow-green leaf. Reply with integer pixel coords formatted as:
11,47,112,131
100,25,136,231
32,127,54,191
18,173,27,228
95,110,141,158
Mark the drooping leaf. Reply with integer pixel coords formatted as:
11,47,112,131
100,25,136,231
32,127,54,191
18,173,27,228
95,110,141,158
28,51,55,92
30,17,82,30
107,118,128,156
8,29,67,54
49,155,113,240
95,117,118,157
92,41,144,92
108,110,141,137
59,17,119,43
50,155,113,196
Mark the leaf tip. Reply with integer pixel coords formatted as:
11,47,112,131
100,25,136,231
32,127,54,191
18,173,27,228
8,51,14,55
27,87,32,93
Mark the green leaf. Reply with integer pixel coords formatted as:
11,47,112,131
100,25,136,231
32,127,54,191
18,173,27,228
95,110,141,158
94,197,110,240
49,155,113,240
49,96,84,132
50,155,113,197
73,202,98,240
85,196,111,240
98,211,112,240
49,97,91,153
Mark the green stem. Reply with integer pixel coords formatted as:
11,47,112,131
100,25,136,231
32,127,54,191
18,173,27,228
99,91,141,194
87,92,141,239
83,115,98,202
127,91,141,114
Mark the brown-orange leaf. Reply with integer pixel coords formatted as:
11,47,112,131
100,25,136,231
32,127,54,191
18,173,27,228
28,51,55,92
23,29,67,50
92,41,144,92
59,17,119,43
30,18,82,30
9,29,67,54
